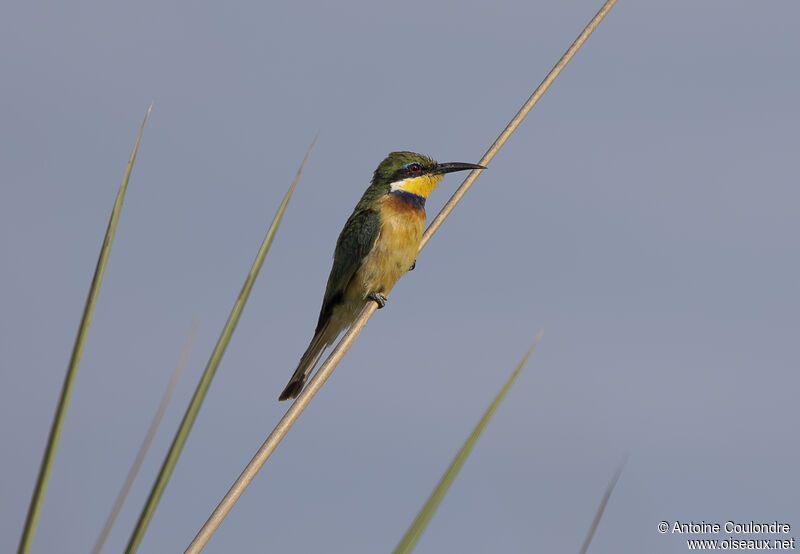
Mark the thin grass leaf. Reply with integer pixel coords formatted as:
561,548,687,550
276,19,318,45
91,319,199,554
18,103,152,554
124,132,318,553
186,2,617,548
393,330,544,554
578,458,626,554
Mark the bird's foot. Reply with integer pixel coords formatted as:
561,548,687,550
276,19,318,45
368,292,388,309
409,260,416,271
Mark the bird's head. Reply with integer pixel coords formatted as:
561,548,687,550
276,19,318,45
372,151,485,198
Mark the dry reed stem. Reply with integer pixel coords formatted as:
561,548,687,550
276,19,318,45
578,458,626,554
186,1,617,550
125,133,318,554
91,319,199,554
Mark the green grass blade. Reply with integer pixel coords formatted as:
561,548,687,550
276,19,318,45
393,330,544,554
124,133,318,554
578,458,625,554
91,319,199,554
18,103,152,554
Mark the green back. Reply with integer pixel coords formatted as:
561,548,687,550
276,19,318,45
314,152,435,333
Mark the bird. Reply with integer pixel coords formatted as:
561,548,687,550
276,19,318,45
278,151,485,400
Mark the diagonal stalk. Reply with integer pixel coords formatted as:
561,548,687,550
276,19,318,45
186,1,618,551
91,319,199,554
124,133,318,553
18,103,152,554
578,458,626,554
393,331,544,554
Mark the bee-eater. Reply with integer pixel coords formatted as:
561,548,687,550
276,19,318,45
278,151,484,400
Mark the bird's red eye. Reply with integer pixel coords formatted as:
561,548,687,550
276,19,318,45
408,163,421,173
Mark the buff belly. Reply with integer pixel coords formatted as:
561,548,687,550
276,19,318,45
326,195,425,332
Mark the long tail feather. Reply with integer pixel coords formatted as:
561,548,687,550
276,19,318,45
279,324,331,401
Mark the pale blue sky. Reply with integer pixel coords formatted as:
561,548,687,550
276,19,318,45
2,1,798,552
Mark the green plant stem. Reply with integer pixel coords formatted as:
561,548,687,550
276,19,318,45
18,103,152,554
124,132,318,553
393,331,544,554
185,1,617,548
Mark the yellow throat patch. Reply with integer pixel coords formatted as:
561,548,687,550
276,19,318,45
390,174,443,198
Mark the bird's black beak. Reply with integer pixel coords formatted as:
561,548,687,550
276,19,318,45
433,161,486,175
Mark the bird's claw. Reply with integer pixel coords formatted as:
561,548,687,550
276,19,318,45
368,292,388,309
409,260,416,271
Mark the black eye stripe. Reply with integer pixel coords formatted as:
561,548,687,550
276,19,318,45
393,163,427,181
